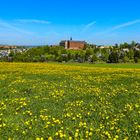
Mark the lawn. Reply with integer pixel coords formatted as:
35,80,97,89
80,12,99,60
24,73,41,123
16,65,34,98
0,62,140,140
63,62,140,69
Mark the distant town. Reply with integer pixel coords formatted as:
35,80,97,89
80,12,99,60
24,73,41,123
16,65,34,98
0,38,140,63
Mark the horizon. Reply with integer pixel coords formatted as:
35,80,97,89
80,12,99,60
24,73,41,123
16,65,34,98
0,0,140,46
0,40,139,47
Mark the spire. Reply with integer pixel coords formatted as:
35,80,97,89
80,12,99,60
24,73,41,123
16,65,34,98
70,37,72,41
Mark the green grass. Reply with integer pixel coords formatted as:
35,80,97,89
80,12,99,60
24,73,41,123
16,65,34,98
60,62,140,69
0,62,140,140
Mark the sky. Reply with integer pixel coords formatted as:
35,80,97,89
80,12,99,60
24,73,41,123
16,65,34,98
0,0,140,45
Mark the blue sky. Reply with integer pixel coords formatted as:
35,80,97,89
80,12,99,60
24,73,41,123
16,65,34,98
0,0,140,45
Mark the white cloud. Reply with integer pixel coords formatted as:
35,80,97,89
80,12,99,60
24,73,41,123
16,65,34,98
15,19,51,24
96,19,140,36
0,19,33,35
82,21,96,32
112,19,140,30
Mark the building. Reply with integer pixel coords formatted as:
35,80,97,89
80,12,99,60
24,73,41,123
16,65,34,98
60,38,86,50
98,45,111,49
0,45,27,57
0,45,17,49
122,48,129,52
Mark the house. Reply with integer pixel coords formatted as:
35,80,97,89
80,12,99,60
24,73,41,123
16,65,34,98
60,38,86,50
98,45,111,49
122,48,129,52
0,45,17,49
0,45,27,57
134,43,140,51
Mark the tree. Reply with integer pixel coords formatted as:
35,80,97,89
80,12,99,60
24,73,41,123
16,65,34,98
127,49,134,59
91,54,98,63
134,50,140,63
131,41,136,48
108,52,119,63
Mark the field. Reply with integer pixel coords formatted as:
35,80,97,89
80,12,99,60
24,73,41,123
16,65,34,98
0,63,140,140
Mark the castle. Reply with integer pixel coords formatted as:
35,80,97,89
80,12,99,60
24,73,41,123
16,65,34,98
60,38,86,50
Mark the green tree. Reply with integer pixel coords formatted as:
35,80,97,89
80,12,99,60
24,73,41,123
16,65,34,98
134,50,140,63
108,52,119,63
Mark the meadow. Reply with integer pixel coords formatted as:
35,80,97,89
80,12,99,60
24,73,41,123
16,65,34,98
0,62,140,140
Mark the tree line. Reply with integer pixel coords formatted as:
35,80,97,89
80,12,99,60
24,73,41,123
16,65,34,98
1,41,140,63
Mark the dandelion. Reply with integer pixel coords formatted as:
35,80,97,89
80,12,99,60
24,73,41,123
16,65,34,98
48,137,53,140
